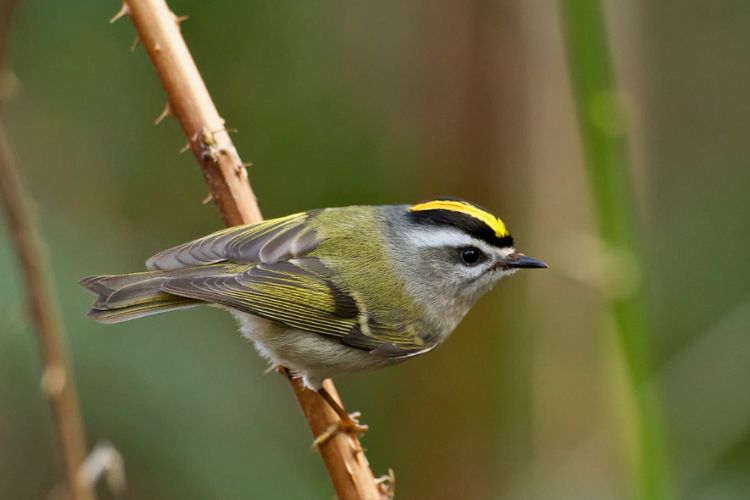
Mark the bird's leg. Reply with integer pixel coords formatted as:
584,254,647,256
275,367,368,447
313,386,368,448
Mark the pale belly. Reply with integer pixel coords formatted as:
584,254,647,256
231,311,395,389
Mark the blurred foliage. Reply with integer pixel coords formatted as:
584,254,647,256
561,2,672,499
1,1,749,499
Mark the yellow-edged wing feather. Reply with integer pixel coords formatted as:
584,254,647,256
160,258,427,357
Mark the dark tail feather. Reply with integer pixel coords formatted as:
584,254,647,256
80,271,199,324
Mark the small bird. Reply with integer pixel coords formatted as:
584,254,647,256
81,199,546,441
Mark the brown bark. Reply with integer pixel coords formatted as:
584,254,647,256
120,1,388,498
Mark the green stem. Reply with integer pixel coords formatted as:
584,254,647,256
559,2,673,499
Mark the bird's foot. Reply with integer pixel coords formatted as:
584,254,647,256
312,411,368,448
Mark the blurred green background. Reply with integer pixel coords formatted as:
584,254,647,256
2,1,750,499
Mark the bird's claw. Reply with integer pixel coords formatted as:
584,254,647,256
312,412,368,449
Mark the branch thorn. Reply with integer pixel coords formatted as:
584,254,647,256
109,3,130,24
179,142,190,154
174,14,189,25
130,35,140,53
202,192,214,205
376,469,396,499
154,102,172,125
237,162,252,179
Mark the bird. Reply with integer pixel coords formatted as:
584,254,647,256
81,198,546,442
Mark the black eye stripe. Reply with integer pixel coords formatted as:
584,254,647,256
408,210,514,248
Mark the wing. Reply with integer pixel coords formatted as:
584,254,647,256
146,211,320,271
160,258,431,358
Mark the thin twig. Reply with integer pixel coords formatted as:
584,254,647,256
0,1,95,499
0,127,96,500
119,1,388,498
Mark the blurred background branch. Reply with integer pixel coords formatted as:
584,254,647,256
120,0,388,498
0,122,95,500
0,2,94,499
560,1,673,499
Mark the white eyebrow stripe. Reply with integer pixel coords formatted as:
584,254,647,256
407,228,499,255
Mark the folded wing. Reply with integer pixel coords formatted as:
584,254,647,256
146,211,319,270
160,258,429,358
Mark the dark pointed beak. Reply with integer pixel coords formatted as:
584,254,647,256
505,253,548,269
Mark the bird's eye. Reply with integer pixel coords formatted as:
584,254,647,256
458,246,484,266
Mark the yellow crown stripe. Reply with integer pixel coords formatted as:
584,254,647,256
409,200,509,237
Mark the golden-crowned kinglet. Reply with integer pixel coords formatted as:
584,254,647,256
81,199,545,435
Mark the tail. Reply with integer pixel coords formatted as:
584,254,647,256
80,271,199,324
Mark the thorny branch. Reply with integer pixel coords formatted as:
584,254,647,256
117,1,391,498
